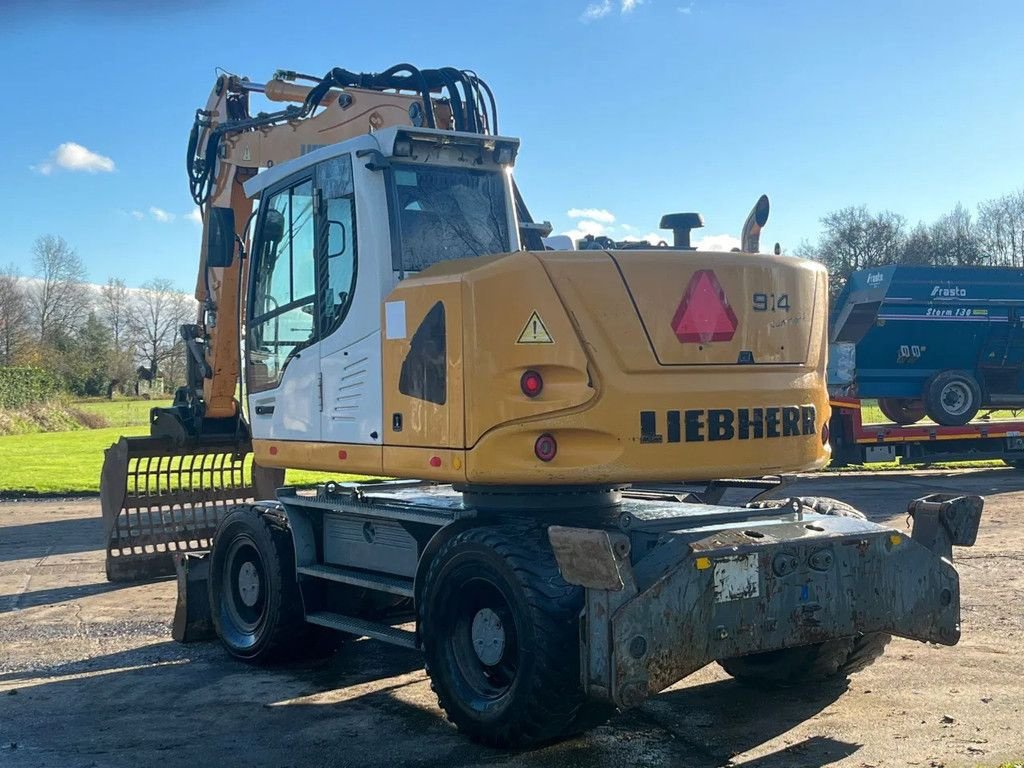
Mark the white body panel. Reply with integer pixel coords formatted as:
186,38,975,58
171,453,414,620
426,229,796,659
318,148,396,445
249,342,322,441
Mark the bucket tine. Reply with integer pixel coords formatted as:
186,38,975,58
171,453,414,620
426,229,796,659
100,436,256,582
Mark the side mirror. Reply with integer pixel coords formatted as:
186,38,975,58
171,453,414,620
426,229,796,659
262,208,286,245
206,207,237,268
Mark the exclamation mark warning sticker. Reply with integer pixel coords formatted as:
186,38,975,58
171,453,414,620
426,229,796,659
516,311,554,344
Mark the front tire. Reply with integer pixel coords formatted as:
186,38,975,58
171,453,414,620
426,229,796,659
723,496,891,687
209,505,328,663
420,523,610,748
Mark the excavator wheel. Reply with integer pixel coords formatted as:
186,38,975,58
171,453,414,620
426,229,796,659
209,505,339,663
720,496,891,687
419,523,613,748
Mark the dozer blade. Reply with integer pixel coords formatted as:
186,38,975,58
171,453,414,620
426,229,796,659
100,436,255,582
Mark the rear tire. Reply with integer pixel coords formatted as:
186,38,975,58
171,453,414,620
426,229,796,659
877,397,926,425
420,523,612,748
924,370,982,426
723,496,891,687
718,633,891,688
209,505,338,663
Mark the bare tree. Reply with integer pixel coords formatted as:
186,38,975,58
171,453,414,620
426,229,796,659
100,277,132,350
30,235,90,344
978,189,1024,266
100,277,138,396
802,206,906,299
0,264,31,365
130,278,195,383
928,203,983,266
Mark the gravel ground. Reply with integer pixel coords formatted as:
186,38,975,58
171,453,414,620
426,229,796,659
0,469,1022,768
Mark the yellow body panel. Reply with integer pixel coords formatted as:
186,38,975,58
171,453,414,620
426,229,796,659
259,248,831,484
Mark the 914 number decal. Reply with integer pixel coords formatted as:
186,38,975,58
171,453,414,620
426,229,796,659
752,293,790,312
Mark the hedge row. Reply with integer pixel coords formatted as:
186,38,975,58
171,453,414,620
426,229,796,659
0,367,60,409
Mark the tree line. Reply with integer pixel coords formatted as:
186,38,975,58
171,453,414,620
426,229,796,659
0,235,195,397
797,187,1024,300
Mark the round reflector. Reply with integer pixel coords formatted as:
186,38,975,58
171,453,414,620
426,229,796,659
534,433,557,462
520,370,544,398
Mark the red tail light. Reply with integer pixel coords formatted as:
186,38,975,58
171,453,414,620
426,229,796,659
534,433,557,462
821,423,830,445
520,370,544,398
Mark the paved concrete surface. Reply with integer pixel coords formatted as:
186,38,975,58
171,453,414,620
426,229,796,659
0,469,1021,767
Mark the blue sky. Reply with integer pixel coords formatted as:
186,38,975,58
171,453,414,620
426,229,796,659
1,0,1022,289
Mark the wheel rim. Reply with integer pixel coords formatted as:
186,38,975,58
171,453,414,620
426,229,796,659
940,381,973,416
440,569,520,705
222,535,267,636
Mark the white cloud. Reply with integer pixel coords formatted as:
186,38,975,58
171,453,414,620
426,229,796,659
186,208,203,225
581,0,612,20
149,206,175,223
678,2,694,13
562,219,611,243
33,142,115,175
130,210,145,221
582,0,641,20
694,234,742,251
567,207,616,224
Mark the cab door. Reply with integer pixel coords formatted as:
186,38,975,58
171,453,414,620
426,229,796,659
246,176,322,442
316,154,384,447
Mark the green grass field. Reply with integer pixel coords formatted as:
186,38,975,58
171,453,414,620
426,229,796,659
0,424,368,495
74,398,173,427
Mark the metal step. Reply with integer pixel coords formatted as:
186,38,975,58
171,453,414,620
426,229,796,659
297,564,414,597
305,611,418,649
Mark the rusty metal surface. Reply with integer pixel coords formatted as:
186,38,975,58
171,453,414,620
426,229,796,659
100,437,255,581
548,525,631,590
577,496,981,710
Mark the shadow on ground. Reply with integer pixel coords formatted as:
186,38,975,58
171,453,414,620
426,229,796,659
0,515,102,562
0,634,856,768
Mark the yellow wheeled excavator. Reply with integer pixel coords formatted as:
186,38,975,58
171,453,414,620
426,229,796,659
99,63,982,748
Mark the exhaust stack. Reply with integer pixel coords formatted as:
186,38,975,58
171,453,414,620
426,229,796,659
741,195,770,253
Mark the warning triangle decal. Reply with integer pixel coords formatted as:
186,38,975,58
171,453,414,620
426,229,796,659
516,311,554,344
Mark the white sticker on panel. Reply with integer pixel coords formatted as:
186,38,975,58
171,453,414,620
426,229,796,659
385,301,407,340
712,554,760,602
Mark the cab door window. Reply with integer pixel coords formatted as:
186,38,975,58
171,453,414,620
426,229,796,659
248,179,316,392
320,196,356,335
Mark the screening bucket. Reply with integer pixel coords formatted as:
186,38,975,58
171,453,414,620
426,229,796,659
100,436,256,581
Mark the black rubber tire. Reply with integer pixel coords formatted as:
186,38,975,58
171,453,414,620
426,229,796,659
877,397,926,425
419,523,612,748
722,496,891,687
718,633,892,688
209,505,337,663
924,370,982,426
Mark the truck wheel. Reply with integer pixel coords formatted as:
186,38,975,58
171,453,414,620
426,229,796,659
924,370,982,426
419,524,611,748
877,398,926,425
724,496,891,686
209,505,336,663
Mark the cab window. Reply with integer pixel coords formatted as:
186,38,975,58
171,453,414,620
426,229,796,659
248,179,316,392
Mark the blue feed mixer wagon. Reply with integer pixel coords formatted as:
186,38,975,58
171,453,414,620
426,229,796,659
829,265,1024,426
